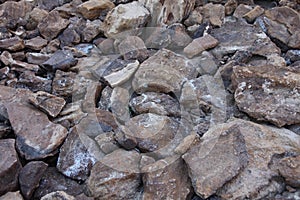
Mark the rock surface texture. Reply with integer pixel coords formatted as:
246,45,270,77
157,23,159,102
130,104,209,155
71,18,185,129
0,0,299,199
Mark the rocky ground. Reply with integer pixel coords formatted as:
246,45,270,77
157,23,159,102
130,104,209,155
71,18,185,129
0,0,299,199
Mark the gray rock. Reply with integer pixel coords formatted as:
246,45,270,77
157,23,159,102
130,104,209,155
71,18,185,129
26,53,51,65
42,50,77,71
118,36,148,62
24,36,48,51
202,3,225,27
17,71,52,93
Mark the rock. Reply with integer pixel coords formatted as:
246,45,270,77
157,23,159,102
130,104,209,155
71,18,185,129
174,132,200,155
184,8,203,26
82,20,103,42
210,19,280,59
54,0,82,18
26,53,51,65
103,1,150,38
0,191,24,200
1,51,40,72
66,44,94,58
202,3,225,27
17,71,52,93
104,60,140,88
285,50,300,64
87,149,141,199
243,5,264,23
0,1,33,28
225,0,238,16
232,65,300,127
190,51,219,75
140,0,195,26
33,167,84,199
57,128,98,181
41,38,61,53
26,7,49,30
95,132,119,154
52,70,77,99
118,36,148,62
0,139,22,196
142,156,192,199
41,191,76,200
38,11,70,40
132,49,197,94
233,4,252,18
98,86,113,110
110,87,130,124
11,51,25,61
19,161,48,200
28,91,66,117
77,0,115,20
129,92,181,117
42,50,77,71
118,113,179,152
95,109,119,131
96,38,115,55
0,36,25,51
37,0,61,11
184,34,219,58
0,123,12,139
183,119,300,199
59,27,81,47
24,36,48,51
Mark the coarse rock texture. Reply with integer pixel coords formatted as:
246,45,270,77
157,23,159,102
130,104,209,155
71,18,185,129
77,0,115,20
41,191,76,200
0,191,24,200
183,119,300,199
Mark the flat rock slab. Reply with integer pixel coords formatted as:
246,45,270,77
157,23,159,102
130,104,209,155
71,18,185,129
0,139,22,196
42,50,77,71
183,119,300,199
232,65,300,127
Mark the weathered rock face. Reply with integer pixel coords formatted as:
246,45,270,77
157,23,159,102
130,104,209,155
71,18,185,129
0,191,24,200
0,139,22,196
202,3,225,27
132,49,197,94
0,36,25,51
57,128,98,181
17,71,52,93
52,70,77,98
183,119,300,199
142,156,192,199
42,50,77,71
24,36,48,51
87,149,141,199
140,0,195,26
77,0,115,20
19,161,48,200
118,36,148,62
232,65,300,127
103,1,150,38
41,191,76,200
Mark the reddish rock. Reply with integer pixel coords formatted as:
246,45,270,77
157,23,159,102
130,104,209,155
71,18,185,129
19,161,48,200
77,0,115,20
0,36,25,51
0,139,22,196
24,36,48,51
38,11,70,40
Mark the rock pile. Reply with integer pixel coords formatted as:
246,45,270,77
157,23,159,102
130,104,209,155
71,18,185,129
0,0,299,199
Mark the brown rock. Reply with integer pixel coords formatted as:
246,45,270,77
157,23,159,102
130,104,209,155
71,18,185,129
0,123,12,139
233,4,252,18
0,139,22,196
243,5,264,23
95,109,118,131
26,7,49,30
42,50,77,71
183,119,300,199
82,20,103,42
41,39,61,53
17,71,52,93
52,70,77,98
142,156,192,199
0,191,24,200
96,38,115,55
24,36,48,51
184,34,219,58
28,91,66,117
26,53,51,65
37,0,60,11
110,87,130,124
232,65,300,127
87,149,141,199
0,51,39,72
59,26,81,47
95,132,119,154
0,36,25,51
103,1,150,38
132,49,197,94
41,191,76,200
129,92,181,117
77,0,115,20
225,0,238,15
19,161,48,200
118,36,148,62
33,167,84,199
11,51,25,61
38,11,70,40
184,8,203,26
202,3,225,27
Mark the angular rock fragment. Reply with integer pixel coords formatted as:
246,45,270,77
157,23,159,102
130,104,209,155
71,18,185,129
52,70,76,98
184,8,203,26
29,91,66,117
38,11,70,40
33,167,84,199
0,191,24,200
142,156,192,199
82,20,103,42
103,1,150,38
132,49,197,94
95,132,119,154
224,0,238,16
232,65,300,127
183,119,300,199
41,191,76,200
129,92,181,117
87,149,141,199
0,123,12,139
0,51,39,72
37,0,61,11
19,161,48,200
202,3,225,27
77,0,115,20
0,139,22,196
110,87,130,124
233,4,252,18
17,71,52,93
0,36,25,51
184,34,219,58
26,53,51,65
42,50,77,71
26,7,49,30
24,36,48,51
98,86,113,110
118,36,148,62
243,5,264,23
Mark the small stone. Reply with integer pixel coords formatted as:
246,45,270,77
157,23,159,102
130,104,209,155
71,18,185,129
82,20,103,42
285,50,300,64
28,91,66,117
190,51,219,75
174,132,200,155
38,11,70,40
118,36,148,62
184,34,219,58
103,1,150,38
77,0,115,20
0,36,25,51
87,149,141,199
202,3,225,27
233,4,252,18
24,36,48,50
26,7,49,30
41,39,60,53
17,71,52,93
11,51,25,61
110,87,130,124
243,5,264,23
26,52,51,65
184,8,203,27
41,191,76,200
225,0,238,15
0,191,23,200
98,86,113,110
59,27,81,47
52,70,77,98
95,109,119,131
95,132,119,154
19,161,48,200
37,0,60,11
96,38,115,55
0,139,22,196
42,50,77,71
